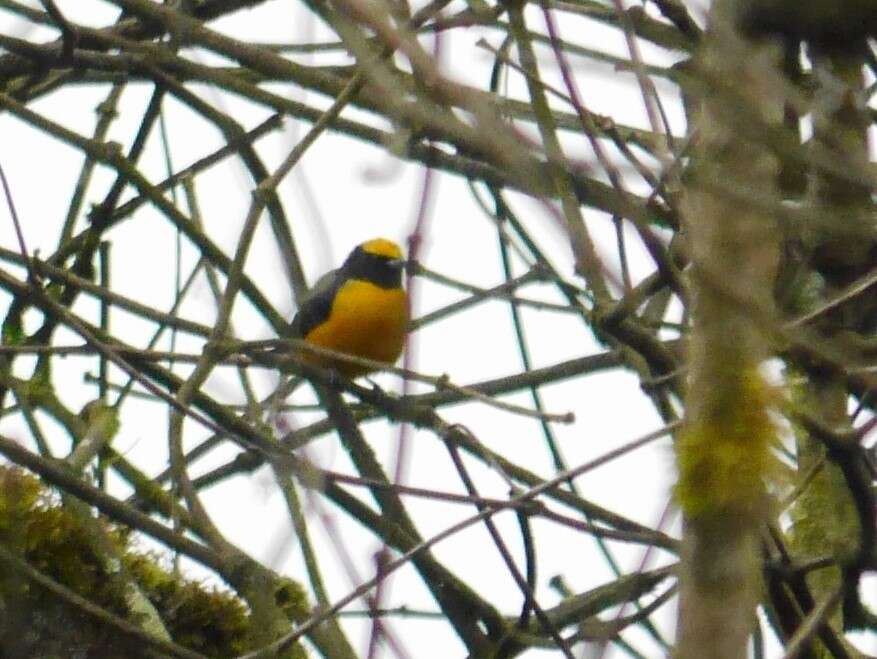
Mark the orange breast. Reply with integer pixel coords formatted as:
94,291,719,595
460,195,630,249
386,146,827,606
303,279,407,377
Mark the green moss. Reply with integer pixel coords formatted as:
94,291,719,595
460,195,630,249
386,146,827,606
675,368,779,518
273,577,310,623
788,438,860,564
124,552,251,656
784,372,861,650
0,467,305,658
22,367,53,405
1,313,23,346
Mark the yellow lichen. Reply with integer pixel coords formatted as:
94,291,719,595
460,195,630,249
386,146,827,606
675,368,780,518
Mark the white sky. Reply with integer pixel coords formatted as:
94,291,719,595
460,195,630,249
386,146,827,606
5,2,871,658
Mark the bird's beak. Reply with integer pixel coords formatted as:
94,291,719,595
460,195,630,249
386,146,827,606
388,258,406,271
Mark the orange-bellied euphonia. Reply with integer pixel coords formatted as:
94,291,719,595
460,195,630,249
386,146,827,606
289,238,407,378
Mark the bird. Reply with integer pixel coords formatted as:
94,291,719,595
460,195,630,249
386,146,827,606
288,238,408,378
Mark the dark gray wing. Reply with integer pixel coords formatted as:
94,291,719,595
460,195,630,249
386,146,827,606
287,268,341,338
